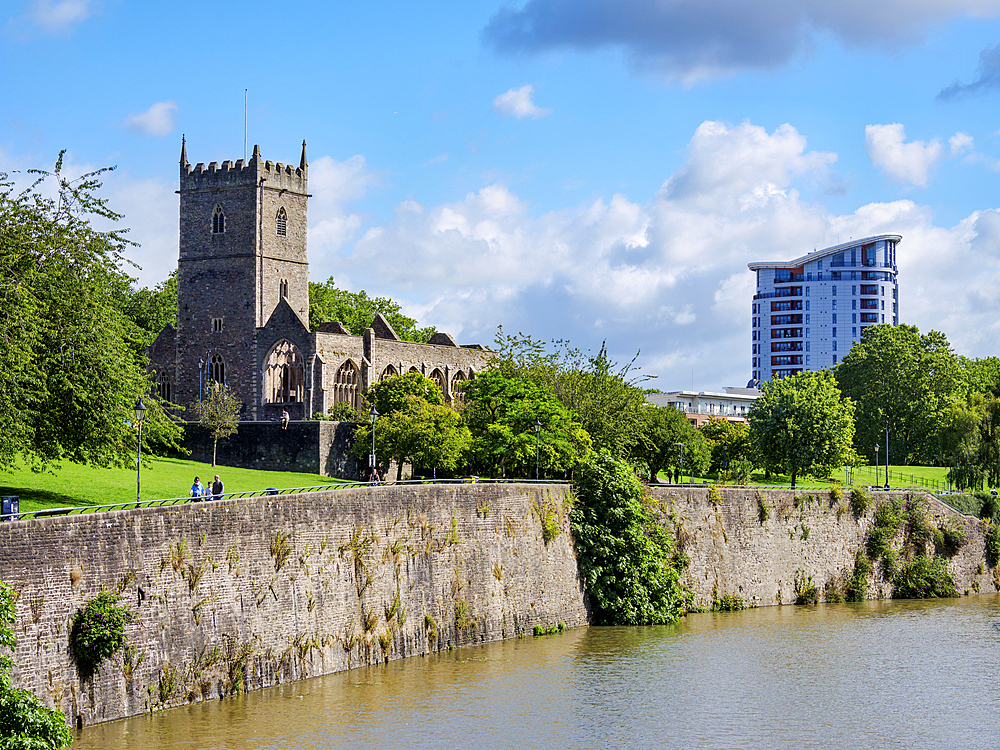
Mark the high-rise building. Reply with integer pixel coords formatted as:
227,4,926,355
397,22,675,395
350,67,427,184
747,234,900,383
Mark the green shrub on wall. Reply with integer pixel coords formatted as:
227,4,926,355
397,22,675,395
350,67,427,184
570,452,684,625
71,591,136,678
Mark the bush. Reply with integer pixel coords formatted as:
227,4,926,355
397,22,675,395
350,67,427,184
845,549,872,602
987,524,1000,567
325,401,363,422
571,452,684,625
980,492,1000,522
866,499,903,561
892,557,957,599
711,594,745,612
70,591,136,678
794,571,819,605
850,487,871,518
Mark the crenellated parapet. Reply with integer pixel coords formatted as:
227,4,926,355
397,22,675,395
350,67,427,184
179,138,308,195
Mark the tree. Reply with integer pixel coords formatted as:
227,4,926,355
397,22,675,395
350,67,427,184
570,452,684,625
0,154,182,470
941,393,1000,490
748,371,856,488
194,385,241,467
492,329,652,459
461,370,592,478
119,270,177,348
836,325,966,465
308,277,435,342
353,373,469,480
0,580,72,749
634,406,709,481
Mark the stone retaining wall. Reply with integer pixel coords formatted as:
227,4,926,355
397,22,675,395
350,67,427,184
0,484,586,727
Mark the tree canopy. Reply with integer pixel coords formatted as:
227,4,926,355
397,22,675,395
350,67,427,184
748,370,856,488
0,155,181,471
308,277,435,342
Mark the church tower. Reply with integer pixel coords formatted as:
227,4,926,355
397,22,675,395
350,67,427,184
174,137,310,416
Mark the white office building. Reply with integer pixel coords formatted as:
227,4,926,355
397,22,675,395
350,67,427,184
747,234,900,383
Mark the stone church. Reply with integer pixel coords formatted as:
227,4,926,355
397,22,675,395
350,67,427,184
148,139,491,434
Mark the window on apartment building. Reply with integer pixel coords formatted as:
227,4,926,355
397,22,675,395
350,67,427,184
805,314,810,324
832,314,837,324
833,355,838,364
832,299,837,309
806,328,810,338
881,286,885,295
833,327,837,338
832,286,837,295
806,355,811,366
852,313,857,323
817,272,823,281
882,314,885,323
851,285,856,295
805,300,810,310
852,300,857,310
852,327,857,337
806,341,810,352
805,287,810,296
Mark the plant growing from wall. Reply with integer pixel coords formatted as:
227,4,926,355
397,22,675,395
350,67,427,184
0,579,73,748
571,452,684,625
70,590,137,679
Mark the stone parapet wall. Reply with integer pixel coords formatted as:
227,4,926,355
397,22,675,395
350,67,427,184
0,484,585,727
653,486,993,607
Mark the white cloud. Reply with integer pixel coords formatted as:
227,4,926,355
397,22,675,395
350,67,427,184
949,132,975,156
306,155,380,268
300,119,1000,391
29,0,94,33
123,101,178,137
864,123,944,187
492,85,553,119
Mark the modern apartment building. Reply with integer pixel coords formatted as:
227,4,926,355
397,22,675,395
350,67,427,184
747,234,900,383
646,387,760,427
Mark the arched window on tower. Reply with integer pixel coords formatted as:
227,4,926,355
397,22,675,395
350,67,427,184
276,207,287,236
208,353,225,385
333,360,362,413
212,205,226,234
263,340,304,403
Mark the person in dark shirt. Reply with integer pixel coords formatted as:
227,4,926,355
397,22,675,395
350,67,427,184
211,474,224,500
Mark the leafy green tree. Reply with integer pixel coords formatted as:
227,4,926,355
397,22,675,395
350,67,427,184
354,373,469,480
0,155,182,471
748,371,856,488
308,277,435,342
193,385,241,467
634,406,709,481
570,452,684,625
836,325,966,465
0,580,72,749
120,270,177,348
461,370,592,478
698,416,751,475
492,329,652,459
941,393,1000,490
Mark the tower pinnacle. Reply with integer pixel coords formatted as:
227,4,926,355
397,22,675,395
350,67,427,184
300,140,307,170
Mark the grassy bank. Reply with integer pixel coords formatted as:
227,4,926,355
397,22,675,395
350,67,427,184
0,458,348,514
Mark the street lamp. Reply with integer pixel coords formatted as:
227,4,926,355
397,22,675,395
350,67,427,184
369,406,379,485
134,398,147,506
675,442,684,484
884,426,890,490
534,419,542,481
874,443,879,488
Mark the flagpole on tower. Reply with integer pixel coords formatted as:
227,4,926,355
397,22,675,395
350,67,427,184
244,89,248,161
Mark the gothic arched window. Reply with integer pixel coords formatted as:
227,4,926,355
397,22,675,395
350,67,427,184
208,353,225,385
429,368,445,393
263,340,304,403
380,364,397,381
212,205,226,234
451,371,466,406
276,207,287,236
333,360,361,413
155,372,171,403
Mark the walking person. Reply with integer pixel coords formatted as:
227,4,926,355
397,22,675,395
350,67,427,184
190,476,204,501
211,474,224,500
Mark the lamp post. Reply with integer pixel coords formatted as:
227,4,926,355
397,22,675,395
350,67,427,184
874,443,879,488
884,426,890,490
134,398,147,506
675,442,684,484
534,419,542,481
369,406,379,484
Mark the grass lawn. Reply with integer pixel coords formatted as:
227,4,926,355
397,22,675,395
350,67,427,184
656,464,954,490
0,458,349,514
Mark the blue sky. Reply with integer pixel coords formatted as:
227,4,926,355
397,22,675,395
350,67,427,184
4,0,1000,390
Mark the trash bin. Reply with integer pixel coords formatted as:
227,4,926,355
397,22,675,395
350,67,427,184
266,488,279,496
1,497,18,521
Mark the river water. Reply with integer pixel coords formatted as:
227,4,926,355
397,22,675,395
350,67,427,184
73,596,1000,749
